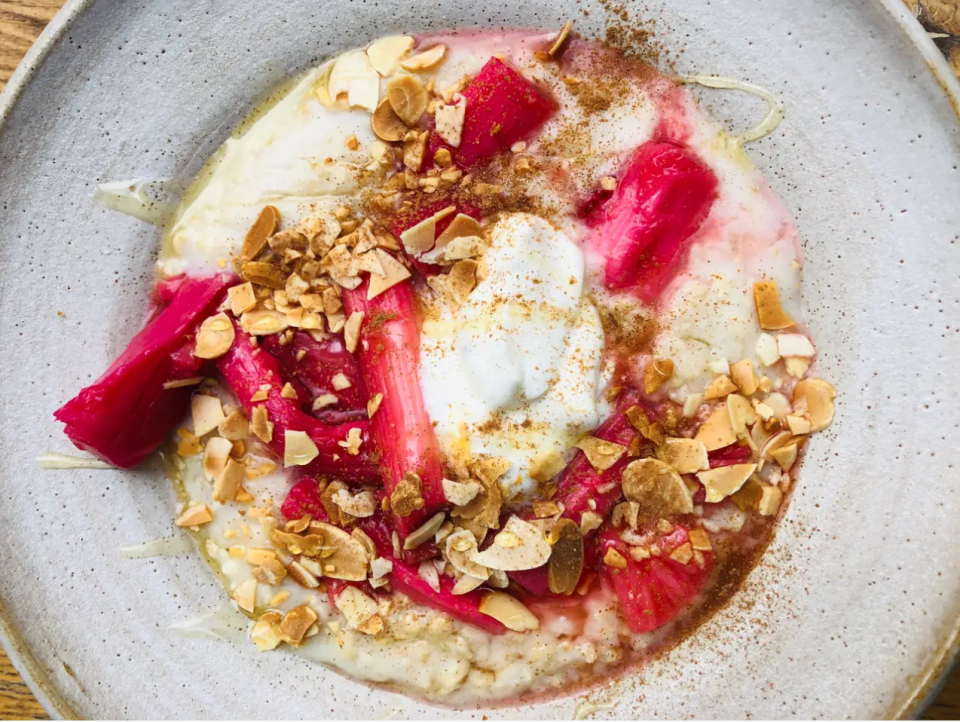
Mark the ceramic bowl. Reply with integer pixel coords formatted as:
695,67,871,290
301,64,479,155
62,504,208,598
1,0,959,717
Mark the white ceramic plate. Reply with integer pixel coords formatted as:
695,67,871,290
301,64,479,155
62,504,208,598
2,0,959,718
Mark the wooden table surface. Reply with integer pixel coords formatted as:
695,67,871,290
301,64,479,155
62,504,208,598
2,0,960,719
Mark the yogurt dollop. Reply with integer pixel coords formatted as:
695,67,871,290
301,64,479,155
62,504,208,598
419,214,609,497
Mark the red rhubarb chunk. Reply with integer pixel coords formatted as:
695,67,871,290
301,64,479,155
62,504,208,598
358,512,439,566
390,559,506,635
428,57,555,167
587,140,718,302
216,322,379,483
260,331,368,424
341,279,445,538
707,442,753,468
280,476,330,522
597,525,713,633
54,274,232,468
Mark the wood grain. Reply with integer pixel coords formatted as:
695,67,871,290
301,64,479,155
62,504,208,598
1,0,960,719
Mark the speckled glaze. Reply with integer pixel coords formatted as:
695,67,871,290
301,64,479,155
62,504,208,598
1,0,959,718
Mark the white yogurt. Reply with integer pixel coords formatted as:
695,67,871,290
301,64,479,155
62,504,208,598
419,214,609,498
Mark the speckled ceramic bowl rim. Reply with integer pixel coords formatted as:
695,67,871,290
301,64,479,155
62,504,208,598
1,1,958,718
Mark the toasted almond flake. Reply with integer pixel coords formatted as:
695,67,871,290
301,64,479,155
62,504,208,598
444,529,489,579
191,394,224,436
452,574,486,595
337,426,363,456
758,485,783,516
400,206,455,255
777,333,816,358
194,312,236,360
689,528,712,551
478,592,539,631
697,463,757,503
366,392,384,418
621,458,694,516
233,579,257,613
251,613,283,651
213,458,245,503
529,450,565,483
771,443,799,472
753,282,795,330
202,436,233,482
371,98,408,141
278,382,297,400
792,378,836,431
548,20,574,55
786,414,812,435
370,557,394,580
240,309,289,336
442,478,481,506
328,51,380,112
331,373,352,391
250,385,270,403
644,358,674,394
240,261,286,290
670,541,694,565
333,488,377,519
241,206,280,260
418,560,441,592
386,74,428,125
309,522,369,581
343,311,363,353
402,129,429,171
603,547,628,569
279,605,318,646
286,560,320,589
599,175,618,191
162,376,205,390
176,429,202,457
366,249,412,299
756,333,781,366
391,472,426,518
251,406,274,444
470,516,551,571
704,374,738,400
334,586,379,629
785,356,812,378
610,501,640,530
366,35,415,76
547,518,583,595
228,282,257,316
532,500,561,519
313,393,338,411
730,359,759,395
435,98,466,147
694,403,738,451
400,44,447,71
175,503,214,527
679,392,702,418
218,410,249,441
656,438,709,474
575,436,626,471
245,547,278,567
579,510,603,536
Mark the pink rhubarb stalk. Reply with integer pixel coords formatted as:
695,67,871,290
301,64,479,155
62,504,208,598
216,323,379,483
341,279,445,538
587,140,718,302
54,274,232,468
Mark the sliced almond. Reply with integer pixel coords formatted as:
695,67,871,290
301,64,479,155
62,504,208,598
240,309,289,336
727,393,758,437
218,410,249,441
241,206,280,260
233,579,257,613
418,561,441,592
194,312,236,360
251,405,274,443
399,44,447,72
241,261,286,290
328,51,380,112
335,586,379,629
391,472,426,517
644,358,674,394
785,356,812,378
579,510,603,536
770,443,799,472
697,463,757,503
191,394,224,436
213,458,245,503
309,522,369,581
366,249,411,300
371,98,408,141
251,613,283,651
279,605,318,646
434,214,482,252
402,130,429,171
175,503,214,528
547,518,583,595
443,478,481,506
786,415,812,435
478,592,539,632
603,547,628,569
532,500,561,518
777,333,816,358
366,35,415,76
444,529,490,579
792,378,836,431
470,516,551,571
386,74,428,126
403,510,446,550
332,488,377,518
704,374,738,400
694,403,737,451
575,436,626,471
399,205,455,255
756,333,781,367
753,282,795,330
621,458,694,516
202,436,233,482
729,359,759,395
688,528,712,551
655,438,709,474
228,282,257,316
610,501,640,530
758,485,783,516
343,311,363,354
452,574,487,595
529,450,565,483
548,20,574,55
285,560,320,589
435,98,466,147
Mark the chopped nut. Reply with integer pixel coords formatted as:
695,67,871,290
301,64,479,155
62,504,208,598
306,522,369,580
435,98,466,147
603,547,628,569
366,35,415,76
730,359,759,395
334,586,379,629
621,458,694,516
547,518,583,595
228,283,257,316
399,44,447,71
286,560,321,589
400,205,456,255
688,528,712,551
770,443,799,472
442,478,481,506
529,450,565,483
252,558,287,585
391,472,425,517
175,503,214,527
532,500,561,518
434,147,453,167
240,261,286,290
600,175,618,191
233,579,257,613
176,429,202,456
251,406,274,444
792,378,836,431
704,374,739,400
579,510,603,535
402,130,429,171
280,383,298,400
386,74,428,125
611,501,640,530
343,311,363,353
337,426,363,456
624,406,665,446
366,392,384,418
202,436,233,481
251,612,283,652
694,403,738,451
785,356,812,378
312,393,338,411
403,510,447,550
655,438,709,474
241,206,280,260
366,249,412,299
670,542,694,565
218,410,249,441
697,463,757,503
777,333,816,358
332,488,377,518
279,605,318,646
575,436,626,471
331,373,352,391
758,485,783,516
344,134,359,151
478,592,539,632
194,312,236,360
213,458,245,503
328,50,380,111
786,414,812,435
727,393,758,437
644,358,674,394
753,282,795,330
191,394,224,436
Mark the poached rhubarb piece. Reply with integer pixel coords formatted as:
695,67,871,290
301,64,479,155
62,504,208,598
427,57,555,167
708,442,754,468
341,279,445,537
598,525,713,633
260,331,368,424
54,274,231,468
587,140,718,302
216,323,379,482
280,476,331,522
